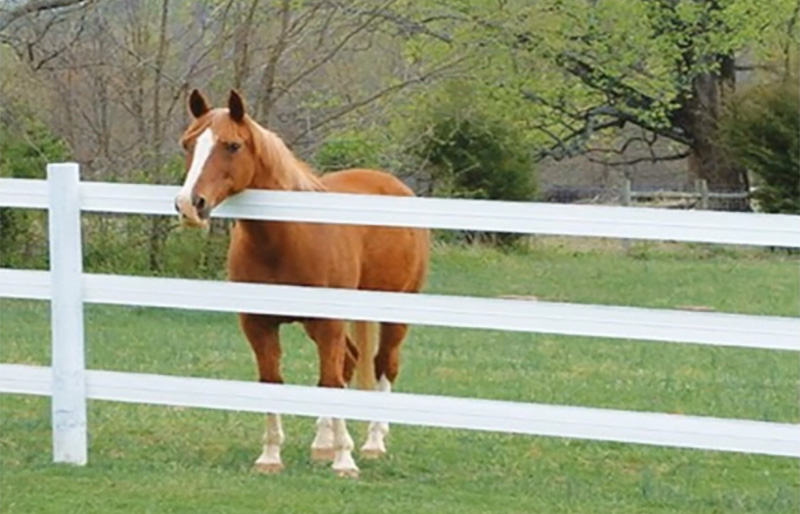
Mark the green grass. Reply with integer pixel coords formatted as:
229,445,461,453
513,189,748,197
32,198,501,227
2,241,799,513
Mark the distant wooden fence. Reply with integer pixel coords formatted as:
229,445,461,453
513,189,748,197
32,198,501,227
545,179,749,210
1,163,799,466
621,179,749,210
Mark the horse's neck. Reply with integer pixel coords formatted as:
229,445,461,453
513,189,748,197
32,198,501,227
250,124,323,192
232,124,326,277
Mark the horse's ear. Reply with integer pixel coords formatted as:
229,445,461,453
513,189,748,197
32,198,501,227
188,89,210,118
228,89,246,123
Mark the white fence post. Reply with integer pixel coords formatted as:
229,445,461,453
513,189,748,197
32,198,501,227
47,162,87,465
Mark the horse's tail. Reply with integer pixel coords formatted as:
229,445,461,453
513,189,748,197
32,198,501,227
349,321,377,390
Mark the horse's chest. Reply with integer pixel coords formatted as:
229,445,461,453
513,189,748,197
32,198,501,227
229,246,316,284
228,230,358,288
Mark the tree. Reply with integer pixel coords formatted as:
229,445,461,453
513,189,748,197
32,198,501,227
518,0,798,201
1,0,466,271
0,0,92,31
719,74,799,214
387,0,798,206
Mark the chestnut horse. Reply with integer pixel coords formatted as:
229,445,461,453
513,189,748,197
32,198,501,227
174,89,429,477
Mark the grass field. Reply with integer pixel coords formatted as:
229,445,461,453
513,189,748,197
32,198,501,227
1,240,799,513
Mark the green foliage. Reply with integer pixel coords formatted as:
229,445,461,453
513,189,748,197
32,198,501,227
409,86,537,245
0,117,71,179
0,110,227,274
719,76,800,214
312,132,383,172
419,114,537,202
398,0,800,173
0,114,71,268
77,215,229,279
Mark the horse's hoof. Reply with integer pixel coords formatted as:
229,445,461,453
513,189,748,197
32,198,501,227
360,448,386,460
254,461,284,474
334,468,359,479
311,447,335,461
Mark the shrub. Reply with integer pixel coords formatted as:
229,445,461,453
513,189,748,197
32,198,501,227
420,116,536,202
412,111,537,245
313,133,382,172
718,75,799,214
0,114,71,268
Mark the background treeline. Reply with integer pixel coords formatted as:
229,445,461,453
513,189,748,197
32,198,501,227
1,0,797,275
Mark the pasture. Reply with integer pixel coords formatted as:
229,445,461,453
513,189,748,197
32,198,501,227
1,240,798,513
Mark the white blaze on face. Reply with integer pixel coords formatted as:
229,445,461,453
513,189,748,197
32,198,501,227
176,127,215,215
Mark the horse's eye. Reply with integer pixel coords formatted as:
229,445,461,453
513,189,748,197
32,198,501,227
225,142,241,153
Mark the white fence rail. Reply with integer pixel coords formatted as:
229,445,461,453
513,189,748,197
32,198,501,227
4,176,800,247
2,363,797,458
1,163,799,465
2,269,799,351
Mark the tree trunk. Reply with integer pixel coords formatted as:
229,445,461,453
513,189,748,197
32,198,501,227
232,0,261,91
683,55,750,210
254,0,292,122
147,0,171,272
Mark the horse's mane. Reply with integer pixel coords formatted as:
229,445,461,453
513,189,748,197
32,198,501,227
246,118,325,192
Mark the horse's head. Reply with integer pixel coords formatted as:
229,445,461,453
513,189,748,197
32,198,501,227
175,89,258,228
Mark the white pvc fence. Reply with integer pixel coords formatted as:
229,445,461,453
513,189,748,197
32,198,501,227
1,162,799,466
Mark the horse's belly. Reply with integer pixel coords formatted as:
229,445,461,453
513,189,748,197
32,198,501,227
358,226,429,293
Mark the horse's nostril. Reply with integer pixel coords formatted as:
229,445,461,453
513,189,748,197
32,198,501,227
192,194,206,211
174,198,181,213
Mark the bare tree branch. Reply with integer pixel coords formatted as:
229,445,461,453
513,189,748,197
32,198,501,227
586,151,690,167
0,0,92,31
523,72,692,162
337,3,454,43
253,0,293,120
289,55,468,146
232,0,261,90
272,0,398,104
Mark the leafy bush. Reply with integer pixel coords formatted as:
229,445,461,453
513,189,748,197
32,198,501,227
418,115,536,202
412,110,537,245
0,114,71,268
0,112,231,276
313,133,382,172
719,75,799,214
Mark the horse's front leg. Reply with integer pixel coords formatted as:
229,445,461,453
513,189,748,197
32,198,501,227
240,314,285,473
304,320,358,478
310,416,335,461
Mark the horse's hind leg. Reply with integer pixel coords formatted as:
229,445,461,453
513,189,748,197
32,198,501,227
240,314,285,473
304,319,358,478
310,335,358,462
361,322,408,459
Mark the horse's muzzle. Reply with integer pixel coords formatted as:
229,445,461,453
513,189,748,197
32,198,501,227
175,193,210,229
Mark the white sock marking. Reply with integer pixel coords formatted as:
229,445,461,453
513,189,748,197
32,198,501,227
362,375,391,455
311,416,334,453
331,417,357,474
376,374,391,394
255,413,284,469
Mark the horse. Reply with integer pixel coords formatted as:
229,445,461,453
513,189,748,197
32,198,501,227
174,89,430,477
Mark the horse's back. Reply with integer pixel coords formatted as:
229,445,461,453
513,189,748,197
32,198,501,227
322,169,429,293
321,169,415,197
